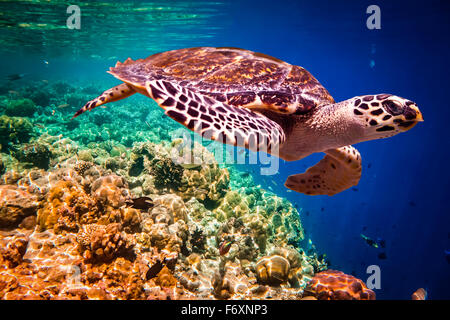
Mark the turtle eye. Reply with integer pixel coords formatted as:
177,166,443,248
382,100,403,116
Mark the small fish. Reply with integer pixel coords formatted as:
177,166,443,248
411,288,427,300
352,187,358,192
6,73,25,81
408,201,416,207
41,79,48,84
43,60,49,65
367,163,372,169
362,225,367,231
52,109,55,115
378,252,387,260
146,259,165,280
321,207,325,212
34,123,44,129
305,211,310,216
126,196,153,211
360,234,379,248
8,90,19,96
219,240,232,256
57,103,69,109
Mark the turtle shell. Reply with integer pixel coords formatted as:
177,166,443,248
109,47,334,114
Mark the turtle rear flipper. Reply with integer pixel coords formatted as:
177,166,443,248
284,145,362,196
145,80,286,152
72,83,136,119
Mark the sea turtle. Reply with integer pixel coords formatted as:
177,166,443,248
73,47,423,196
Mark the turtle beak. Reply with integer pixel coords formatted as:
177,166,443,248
413,107,424,122
398,105,423,131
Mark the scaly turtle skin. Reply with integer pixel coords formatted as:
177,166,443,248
73,47,423,196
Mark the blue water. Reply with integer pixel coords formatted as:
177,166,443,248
1,0,449,299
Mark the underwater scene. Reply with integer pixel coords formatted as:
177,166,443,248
0,0,448,301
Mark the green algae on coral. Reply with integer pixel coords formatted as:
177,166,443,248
0,115,34,150
3,98,37,117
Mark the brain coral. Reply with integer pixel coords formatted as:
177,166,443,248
255,255,291,286
305,269,375,300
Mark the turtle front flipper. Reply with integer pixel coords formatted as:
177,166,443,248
144,79,286,152
72,83,136,119
284,145,362,196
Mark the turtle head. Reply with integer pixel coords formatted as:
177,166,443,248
350,94,423,140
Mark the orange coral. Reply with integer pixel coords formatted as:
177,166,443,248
91,175,130,209
76,223,135,263
37,180,96,233
0,235,28,268
305,269,375,300
0,185,38,229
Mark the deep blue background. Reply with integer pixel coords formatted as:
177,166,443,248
217,0,449,299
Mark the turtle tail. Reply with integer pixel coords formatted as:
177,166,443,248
72,83,136,119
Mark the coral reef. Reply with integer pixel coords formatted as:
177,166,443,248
0,79,350,300
304,269,376,300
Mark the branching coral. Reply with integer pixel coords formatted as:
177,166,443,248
76,223,135,263
152,157,184,190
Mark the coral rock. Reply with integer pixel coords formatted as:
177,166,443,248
0,235,28,268
0,115,34,150
91,175,130,209
305,269,376,300
0,185,38,229
36,180,96,233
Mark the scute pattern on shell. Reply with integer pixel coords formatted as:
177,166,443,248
109,47,334,114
